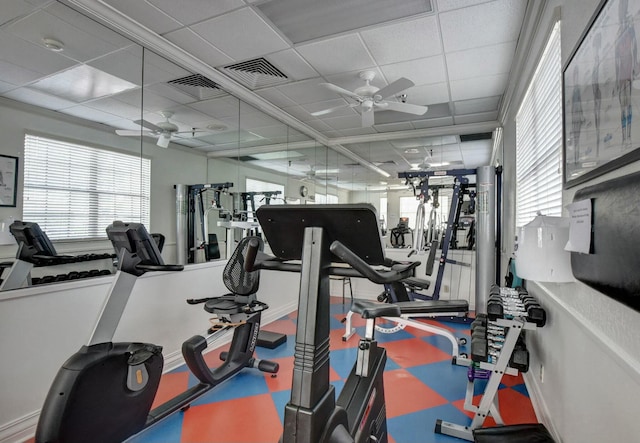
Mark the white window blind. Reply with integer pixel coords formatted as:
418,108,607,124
516,21,563,228
23,134,150,240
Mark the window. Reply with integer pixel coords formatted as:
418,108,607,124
516,21,563,227
315,193,338,204
245,178,284,217
23,134,150,241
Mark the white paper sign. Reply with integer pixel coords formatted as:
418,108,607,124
564,199,592,254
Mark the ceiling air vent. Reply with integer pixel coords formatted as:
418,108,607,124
222,58,289,89
460,132,493,142
167,74,226,100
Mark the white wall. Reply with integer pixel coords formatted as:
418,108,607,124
0,262,300,443
500,1,640,441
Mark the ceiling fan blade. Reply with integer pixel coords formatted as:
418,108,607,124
319,83,362,100
361,108,374,127
133,119,163,133
116,129,156,137
376,77,415,99
310,104,351,117
156,132,171,148
380,101,429,116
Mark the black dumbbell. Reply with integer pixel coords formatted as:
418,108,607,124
509,346,530,372
487,300,504,321
471,337,488,362
527,305,547,327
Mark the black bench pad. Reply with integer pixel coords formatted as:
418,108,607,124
395,299,469,315
403,276,430,290
473,424,555,443
351,299,401,319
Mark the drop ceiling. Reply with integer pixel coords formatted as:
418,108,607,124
0,0,531,190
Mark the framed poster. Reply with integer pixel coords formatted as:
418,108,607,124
0,154,18,207
564,0,640,187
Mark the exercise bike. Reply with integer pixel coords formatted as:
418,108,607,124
254,204,418,443
35,221,278,443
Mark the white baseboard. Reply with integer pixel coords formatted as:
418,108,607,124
523,371,562,443
0,411,38,443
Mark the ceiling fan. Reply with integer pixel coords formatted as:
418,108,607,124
115,111,209,148
311,71,429,127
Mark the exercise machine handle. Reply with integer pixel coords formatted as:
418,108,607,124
329,240,419,284
244,237,260,272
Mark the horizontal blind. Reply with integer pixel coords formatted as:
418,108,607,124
23,134,150,240
516,21,563,228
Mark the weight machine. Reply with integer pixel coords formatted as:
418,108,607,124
175,182,233,264
398,166,501,311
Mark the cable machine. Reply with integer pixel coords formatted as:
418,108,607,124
398,166,501,310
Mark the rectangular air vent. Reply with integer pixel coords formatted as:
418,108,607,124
167,74,226,100
460,132,493,142
222,58,289,90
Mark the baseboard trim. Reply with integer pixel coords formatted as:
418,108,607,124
0,411,38,443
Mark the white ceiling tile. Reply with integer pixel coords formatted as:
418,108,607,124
361,15,441,65
0,60,45,85
453,96,501,114
148,0,244,26
335,127,378,137
277,78,338,105
255,87,298,108
0,30,76,78
3,87,77,110
85,97,143,119
61,105,121,123
113,89,180,113
0,79,16,93
322,113,363,130
145,82,198,105
411,116,455,129
296,34,377,76
7,10,125,63
140,49,192,84
44,2,133,48
324,68,387,92
373,121,414,132
88,50,143,86
265,49,318,81
439,0,526,52
189,96,241,119
300,118,333,132
247,124,290,139
453,110,498,124
302,99,358,118
163,28,234,67
446,41,516,81
402,82,450,106
102,0,182,34
380,55,447,86
0,0,35,25
281,105,312,122
191,8,289,61
437,0,492,12
162,105,214,128
450,73,508,101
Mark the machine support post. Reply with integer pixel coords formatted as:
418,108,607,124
475,166,496,314
175,184,188,265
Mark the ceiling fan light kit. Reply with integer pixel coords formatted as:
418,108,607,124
312,71,429,127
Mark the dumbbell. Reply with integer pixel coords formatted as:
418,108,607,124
509,343,530,372
471,336,488,362
99,269,112,276
67,271,80,280
487,299,504,320
54,273,69,282
526,304,547,327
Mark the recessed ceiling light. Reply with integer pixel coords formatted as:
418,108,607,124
404,148,419,154
42,38,65,52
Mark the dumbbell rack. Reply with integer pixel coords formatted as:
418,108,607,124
435,286,546,441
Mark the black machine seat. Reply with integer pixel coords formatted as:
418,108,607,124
403,276,430,290
351,299,401,319
395,299,469,315
473,424,555,443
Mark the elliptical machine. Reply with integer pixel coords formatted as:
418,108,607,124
35,221,278,443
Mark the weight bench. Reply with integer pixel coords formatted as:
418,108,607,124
343,298,470,363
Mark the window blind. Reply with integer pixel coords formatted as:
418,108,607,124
23,134,150,240
516,21,563,228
